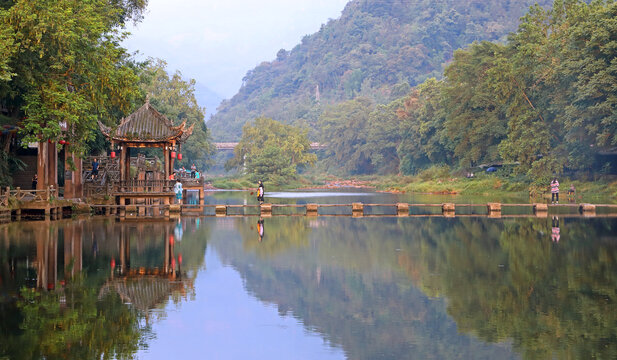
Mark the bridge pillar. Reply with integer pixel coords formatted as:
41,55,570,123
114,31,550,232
396,203,409,216
533,203,548,217
579,203,596,216
442,203,455,215
215,205,227,217
352,203,364,217
306,204,318,216
487,203,502,218
260,203,272,217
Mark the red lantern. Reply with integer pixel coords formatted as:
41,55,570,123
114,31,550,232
169,235,174,246
59,140,66,145
171,258,176,269
110,151,116,158
48,139,52,143
111,258,116,269
178,153,182,160
171,151,176,159
178,254,183,265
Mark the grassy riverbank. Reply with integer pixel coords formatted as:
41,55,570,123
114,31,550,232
208,171,617,204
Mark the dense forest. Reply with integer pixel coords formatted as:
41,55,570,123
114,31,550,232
215,0,617,181
0,0,214,186
208,0,554,141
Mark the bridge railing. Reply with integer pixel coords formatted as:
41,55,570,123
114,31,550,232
113,180,175,193
1,186,58,206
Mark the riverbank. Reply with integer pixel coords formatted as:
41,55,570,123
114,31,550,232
207,173,617,203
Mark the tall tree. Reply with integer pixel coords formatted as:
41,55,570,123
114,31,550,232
227,117,316,183
138,58,215,171
0,0,147,156
318,97,375,175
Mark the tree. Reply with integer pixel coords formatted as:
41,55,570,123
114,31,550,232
441,41,509,167
226,117,316,183
137,58,215,171
0,0,146,156
318,97,375,175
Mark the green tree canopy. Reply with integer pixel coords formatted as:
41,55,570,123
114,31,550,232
227,117,316,183
0,0,147,156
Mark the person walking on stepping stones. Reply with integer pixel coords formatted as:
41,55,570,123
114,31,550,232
257,180,265,204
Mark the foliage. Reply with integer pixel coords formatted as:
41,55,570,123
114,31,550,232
208,0,553,141
318,98,374,175
226,117,316,183
0,0,146,156
137,58,215,171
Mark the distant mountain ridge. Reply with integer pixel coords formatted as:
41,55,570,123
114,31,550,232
208,0,553,141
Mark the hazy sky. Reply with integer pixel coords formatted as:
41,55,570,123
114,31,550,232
124,0,349,102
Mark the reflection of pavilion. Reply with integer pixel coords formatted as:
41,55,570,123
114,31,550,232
26,220,193,313
97,222,194,312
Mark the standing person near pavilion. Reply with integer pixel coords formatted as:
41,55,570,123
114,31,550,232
174,178,183,204
91,158,99,179
190,163,197,178
550,178,560,204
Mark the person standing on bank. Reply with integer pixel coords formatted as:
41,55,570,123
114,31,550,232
174,179,183,204
32,174,38,190
550,178,560,204
190,163,196,178
257,180,265,204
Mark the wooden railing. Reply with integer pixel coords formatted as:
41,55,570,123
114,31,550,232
113,180,175,194
1,186,59,206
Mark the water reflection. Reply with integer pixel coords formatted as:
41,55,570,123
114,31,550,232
212,216,617,359
1,216,616,359
0,218,205,359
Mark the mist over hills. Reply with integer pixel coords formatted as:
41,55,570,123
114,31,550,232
207,0,553,141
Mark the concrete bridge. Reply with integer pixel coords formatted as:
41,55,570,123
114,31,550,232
214,142,326,151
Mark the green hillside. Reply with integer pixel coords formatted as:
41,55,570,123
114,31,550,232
208,0,553,141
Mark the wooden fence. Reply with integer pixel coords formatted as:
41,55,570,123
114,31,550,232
1,186,59,207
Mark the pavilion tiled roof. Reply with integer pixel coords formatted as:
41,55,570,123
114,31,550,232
99,99,190,143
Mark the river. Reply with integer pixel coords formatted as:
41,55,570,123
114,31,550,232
1,191,616,359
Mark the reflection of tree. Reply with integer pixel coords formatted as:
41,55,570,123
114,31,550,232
0,218,210,359
215,217,518,359
400,218,617,359
1,278,148,359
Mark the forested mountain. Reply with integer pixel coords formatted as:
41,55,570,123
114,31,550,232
208,0,553,140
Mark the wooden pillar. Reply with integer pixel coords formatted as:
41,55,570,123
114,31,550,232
64,224,82,278
37,141,48,190
64,151,74,198
74,156,82,197
124,147,131,181
199,187,205,205
164,227,170,274
119,147,125,181
164,146,169,179
48,141,57,189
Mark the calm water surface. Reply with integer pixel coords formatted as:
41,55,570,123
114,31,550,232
1,192,616,359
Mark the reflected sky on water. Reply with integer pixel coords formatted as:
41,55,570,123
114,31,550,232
1,211,616,359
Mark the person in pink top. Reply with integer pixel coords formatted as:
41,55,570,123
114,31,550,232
551,216,560,242
550,178,559,204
